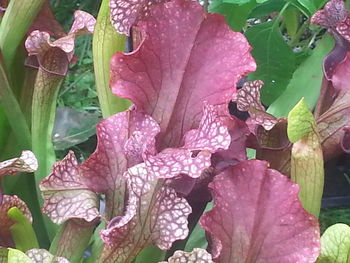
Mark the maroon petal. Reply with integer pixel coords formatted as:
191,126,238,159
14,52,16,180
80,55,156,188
25,10,96,74
0,151,38,177
236,80,277,130
40,110,160,224
110,0,256,149
80,110,160,193
110,0,168,35
162,248,214,263
144,105,231,178
26,249,69,262
39,152,100,224
311,0,347,28
69,10,96,35
200,160,320,263
100,163,191,263
332,52,350,90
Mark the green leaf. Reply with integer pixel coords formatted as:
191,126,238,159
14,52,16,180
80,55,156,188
317,224,350,263
313,0,328,9
184,223,207,252
267,34,334,117
209,0,256,31
7,249,32,263
134,245,166,263
249,0,287,18
295,0,317,16
222,0,250,4
8,207,39,252
245,20,297,105
287,98,314,143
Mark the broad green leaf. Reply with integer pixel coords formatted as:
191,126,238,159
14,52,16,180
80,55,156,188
222,0,250,4
317,224,350,263
287,98,314,143
184,223,207,252
209,0,256,31
267,34,334,117
249,0,287,18
289,98,324,217
296,0,317,16
245,20,297,105
314,0,328,9
7,249,32,263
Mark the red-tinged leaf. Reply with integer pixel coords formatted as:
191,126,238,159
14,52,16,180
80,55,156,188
211,115,249,172
200,160,320,263
0,195,32,247
161,248,214,263
110,0,167,36
322,36,348,81
255,119,292,176
39,151,100,225
332,52,350,90
317,91,350,160
110,0,256,149
0,151,38,177
26,248,69,262
100,163,191,263
25,10,96,75
29,1,66,39
341,126,350,152
236,80,277,130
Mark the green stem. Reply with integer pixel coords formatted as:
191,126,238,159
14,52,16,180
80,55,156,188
274,2,291,27
93,0,130,118
49,220,95,263
8,207,39,252
289,19,310,47
0,55,30,149
31,68,62,240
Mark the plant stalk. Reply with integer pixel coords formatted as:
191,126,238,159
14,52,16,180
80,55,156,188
93,0,130,118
